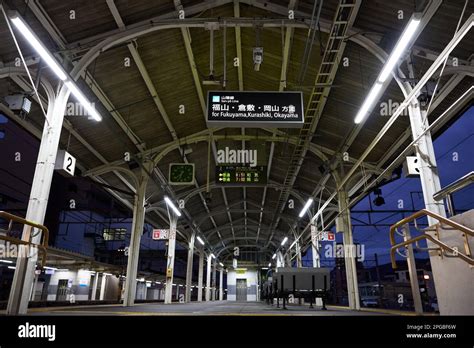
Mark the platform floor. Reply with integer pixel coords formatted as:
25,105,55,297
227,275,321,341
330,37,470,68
20,301,398,316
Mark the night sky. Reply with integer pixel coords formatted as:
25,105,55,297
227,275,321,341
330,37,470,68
308,106,474,267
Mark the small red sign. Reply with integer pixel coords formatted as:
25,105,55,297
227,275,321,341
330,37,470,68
152,229,169,240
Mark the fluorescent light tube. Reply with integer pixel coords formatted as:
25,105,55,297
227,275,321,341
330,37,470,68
8,266,16,270
164,196,182,217
378,18,421,83
219,262,224,267
211,253,216,259
197,236,205,245
65,81,102,121
268,263,271,267
10,14,67,81
272,254,276,259
43,266,58,270
281,237,288,246
0,259,13,264
354,16,421,124
299,198,314,218
354,82,383,124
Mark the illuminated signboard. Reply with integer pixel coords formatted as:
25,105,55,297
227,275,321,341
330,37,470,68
216,140,267,186
216,165,266,185
207,91,304,127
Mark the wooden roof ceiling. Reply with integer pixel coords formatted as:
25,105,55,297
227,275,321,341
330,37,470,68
1,0,472,259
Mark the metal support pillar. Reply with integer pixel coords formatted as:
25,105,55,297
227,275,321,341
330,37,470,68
164,218,178,304
211,258,217,300
7,87,70,315
205,254,212,301
99,274,107,300
197,249,204,301
337,188,360,310
285,252,291,267
219,268,224,301
29,273,39,301
123,167,149,307
91,272,99,300
311,225,323,307
403,224,423,314
276,251,284,268
295,241,302,267
185,232,195,303
406,60,446,225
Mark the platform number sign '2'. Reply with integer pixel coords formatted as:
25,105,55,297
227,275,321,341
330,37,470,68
54,150,76,177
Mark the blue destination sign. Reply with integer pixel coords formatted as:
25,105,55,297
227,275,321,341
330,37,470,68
207,91,304,128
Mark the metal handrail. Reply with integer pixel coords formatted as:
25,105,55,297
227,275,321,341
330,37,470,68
0,211,49,267
433,171,474,201
390,233,474,268
389,209,474,269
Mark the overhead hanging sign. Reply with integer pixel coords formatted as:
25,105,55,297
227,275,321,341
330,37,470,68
207,91,304,128
216,140,267,186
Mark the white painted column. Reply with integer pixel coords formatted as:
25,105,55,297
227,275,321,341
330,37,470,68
219,268,224,301
197,250,204,302
311,225,323,306
91,272,99,300
403,224,423,314
311,225,321,268
211,259,217,301
99,274,107,300
276,251,284,268
123,168,148,307
295,242,302,267
406,58,445,225
29,272,39,301
175,284,180,301
337,189,360,310
285,251,292,267
205,254,212,301
185,233,195,303
164,219,177,304
408,101,445,223
7,88,70,315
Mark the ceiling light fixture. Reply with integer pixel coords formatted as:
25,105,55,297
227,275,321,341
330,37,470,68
281,237,288,246
8,11,102,122
299,198,314,218
164,196,182,217
354,15,421,124
197,236,205,245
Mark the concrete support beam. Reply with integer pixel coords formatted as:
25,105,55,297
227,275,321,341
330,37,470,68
185,233,196,302
336,189,360,310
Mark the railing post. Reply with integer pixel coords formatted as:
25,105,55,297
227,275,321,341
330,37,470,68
403,224,423,314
